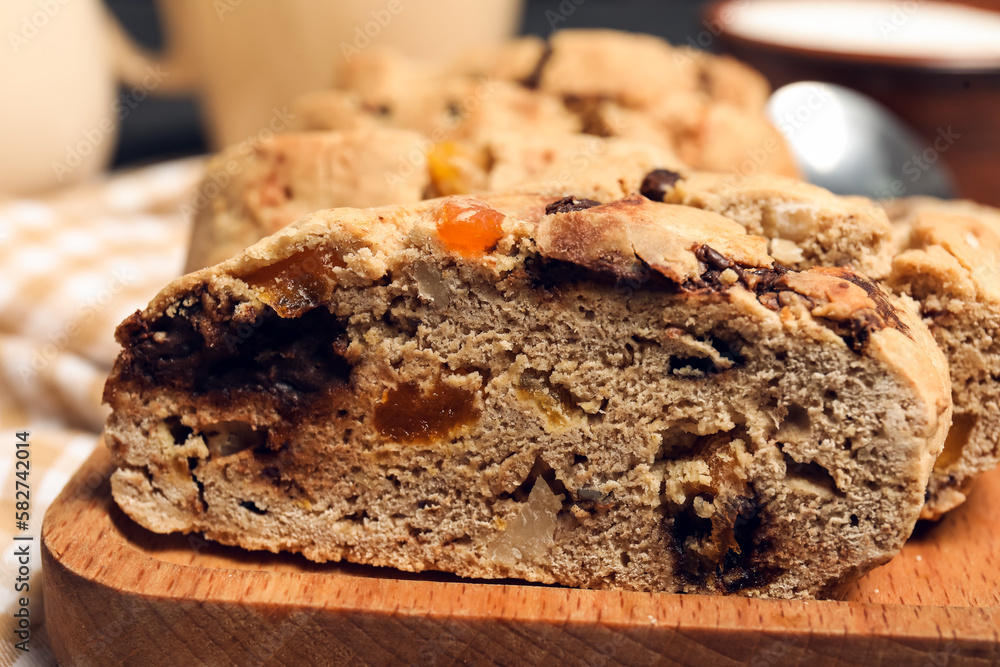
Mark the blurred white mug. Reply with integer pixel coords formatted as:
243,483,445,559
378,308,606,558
0,0,524,196
153,0,527,148
0,0,119,195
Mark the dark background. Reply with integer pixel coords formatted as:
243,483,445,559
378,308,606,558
104,0,712,169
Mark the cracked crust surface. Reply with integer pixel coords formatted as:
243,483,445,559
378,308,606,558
886,197,1000,518
648,171,895,279
106,193,950,599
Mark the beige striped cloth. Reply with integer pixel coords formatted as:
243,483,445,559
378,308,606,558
0,158,204,666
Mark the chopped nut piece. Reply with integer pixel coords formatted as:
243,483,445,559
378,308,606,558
719,268,739,285
769,238,806,266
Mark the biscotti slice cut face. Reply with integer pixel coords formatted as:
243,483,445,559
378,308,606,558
649,180,1000,519
104,194,950,599
886,200,1000,518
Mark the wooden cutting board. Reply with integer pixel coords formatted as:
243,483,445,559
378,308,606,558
42,443,1000,666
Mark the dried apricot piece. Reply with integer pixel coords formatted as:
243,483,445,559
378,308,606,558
242,246,344,317
373,379,479,444
435,199,505,257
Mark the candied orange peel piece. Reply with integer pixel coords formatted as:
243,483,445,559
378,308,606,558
435,199,506,257
428,141,472,196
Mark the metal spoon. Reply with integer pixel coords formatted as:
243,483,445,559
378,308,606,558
767,81,956,200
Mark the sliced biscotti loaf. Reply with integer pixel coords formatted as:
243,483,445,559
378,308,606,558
885,198,1000,518
105,193,950,599
652,182,1000,519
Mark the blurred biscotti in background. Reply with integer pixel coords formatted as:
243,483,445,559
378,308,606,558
185,129,685,270
291,29,799,177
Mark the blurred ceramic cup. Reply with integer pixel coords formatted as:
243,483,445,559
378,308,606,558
0,0,119,195
152,0,526,148
705,0,1000,207
0,0,524,196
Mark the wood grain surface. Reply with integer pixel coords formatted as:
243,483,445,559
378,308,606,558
43,444,1000,666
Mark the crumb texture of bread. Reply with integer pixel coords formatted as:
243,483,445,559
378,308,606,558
105,194,950,599
887,200,1000,518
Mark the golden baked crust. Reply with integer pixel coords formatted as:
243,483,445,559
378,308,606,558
654,171,895,278
184,130,685,270
105,193,950,599
886,198,1000,518
185,134,880,276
